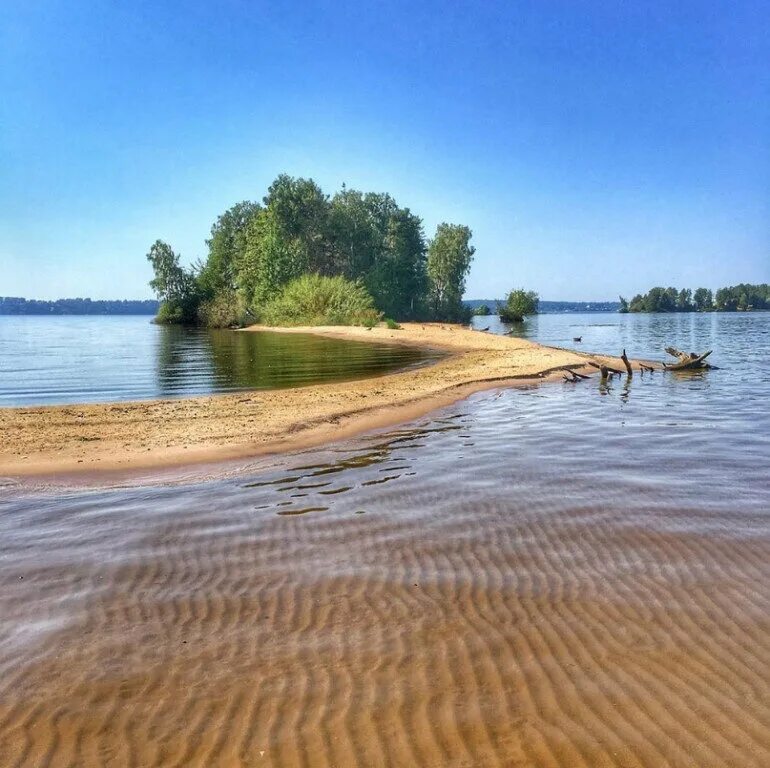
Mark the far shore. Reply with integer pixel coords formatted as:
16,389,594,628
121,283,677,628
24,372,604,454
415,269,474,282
0,323,638,482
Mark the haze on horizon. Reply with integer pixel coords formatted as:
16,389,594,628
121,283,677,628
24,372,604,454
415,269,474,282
1,0,768,302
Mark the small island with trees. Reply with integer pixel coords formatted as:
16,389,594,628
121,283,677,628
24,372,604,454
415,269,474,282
497,289,540,323
619,284,769,313
146,174,476,328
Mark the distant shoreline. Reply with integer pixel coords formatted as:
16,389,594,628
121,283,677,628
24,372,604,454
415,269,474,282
0,297,158,315
0,323,638,484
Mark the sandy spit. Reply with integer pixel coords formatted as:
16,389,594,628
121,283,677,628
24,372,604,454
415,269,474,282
0,323,625,480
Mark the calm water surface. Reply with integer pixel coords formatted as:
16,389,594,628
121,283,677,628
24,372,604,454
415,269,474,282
0,316,436,406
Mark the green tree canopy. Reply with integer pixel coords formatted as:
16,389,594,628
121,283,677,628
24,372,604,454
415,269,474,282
146,240,199,324
263,175,331,274
498,289,539,322
628,284,768,313
198,201,262,297
146,174,476,326
426,223,475,322
693,288,713,311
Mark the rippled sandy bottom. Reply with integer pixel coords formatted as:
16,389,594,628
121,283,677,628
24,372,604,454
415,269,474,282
2,384,769,767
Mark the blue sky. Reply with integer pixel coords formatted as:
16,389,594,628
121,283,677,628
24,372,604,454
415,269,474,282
1,0,767,301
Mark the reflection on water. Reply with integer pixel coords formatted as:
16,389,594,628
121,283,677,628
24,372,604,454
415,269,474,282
0,316,437,406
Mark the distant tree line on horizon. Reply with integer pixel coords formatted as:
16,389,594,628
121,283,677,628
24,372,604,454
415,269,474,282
620,284,770,313
467,299,621,314
146,174,476,327
0,297,159,315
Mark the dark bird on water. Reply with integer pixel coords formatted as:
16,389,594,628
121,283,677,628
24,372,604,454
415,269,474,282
573,336,582,342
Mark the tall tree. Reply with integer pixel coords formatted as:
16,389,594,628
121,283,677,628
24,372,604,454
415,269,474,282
238,208,306,314
263,175,331,274
146,240,198,323
677,288,693,312
329,190,426,318
198,201,261,296
328,188,382,279
369,205,426,319
693,287,713,311
426,223,475,321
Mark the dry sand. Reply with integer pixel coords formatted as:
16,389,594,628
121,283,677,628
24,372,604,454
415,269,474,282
0,323,621,480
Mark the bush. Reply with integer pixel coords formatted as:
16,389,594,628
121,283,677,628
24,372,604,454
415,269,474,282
260,274,381,327
472,304,491,316
385,318,401,330
498,289,539,323
429,302,472,324
197,290,247,328
154,297,199,325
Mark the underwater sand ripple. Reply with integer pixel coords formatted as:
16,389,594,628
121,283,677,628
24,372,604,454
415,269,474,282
1,397,769,767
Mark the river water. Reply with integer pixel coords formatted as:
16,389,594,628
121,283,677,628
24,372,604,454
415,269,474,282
1,312,769,766
0,316,435,406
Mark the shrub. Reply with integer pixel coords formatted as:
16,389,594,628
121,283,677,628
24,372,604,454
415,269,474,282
498,289,539,323
197,290,247,328
154,297,199,325
385,318,401,330
260,274,381,327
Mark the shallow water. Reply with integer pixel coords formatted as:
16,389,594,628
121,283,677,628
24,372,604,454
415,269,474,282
472,307,770,362
0,316,436,406
1,313,769,765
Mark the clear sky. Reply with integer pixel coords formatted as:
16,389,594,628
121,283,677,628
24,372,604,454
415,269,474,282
1,0,768,301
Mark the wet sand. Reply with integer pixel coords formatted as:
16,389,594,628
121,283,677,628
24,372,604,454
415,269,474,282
0,323,623,480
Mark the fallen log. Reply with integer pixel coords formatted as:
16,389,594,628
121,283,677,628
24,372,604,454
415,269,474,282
588,361,624,375
663,347,713,371
665,346,697,363
563,369,591,383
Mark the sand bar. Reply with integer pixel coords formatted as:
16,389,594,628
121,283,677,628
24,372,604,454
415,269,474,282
0,323,628,479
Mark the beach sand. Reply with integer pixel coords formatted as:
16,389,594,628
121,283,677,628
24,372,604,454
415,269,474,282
0,323,623,480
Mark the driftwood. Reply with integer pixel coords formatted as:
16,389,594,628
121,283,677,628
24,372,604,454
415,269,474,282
588,361,624,376
663,347,713,371
563,369,591,383
639,363,656,373
620,349,633,377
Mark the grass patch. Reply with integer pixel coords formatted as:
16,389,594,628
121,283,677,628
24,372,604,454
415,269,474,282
260,274,381,327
